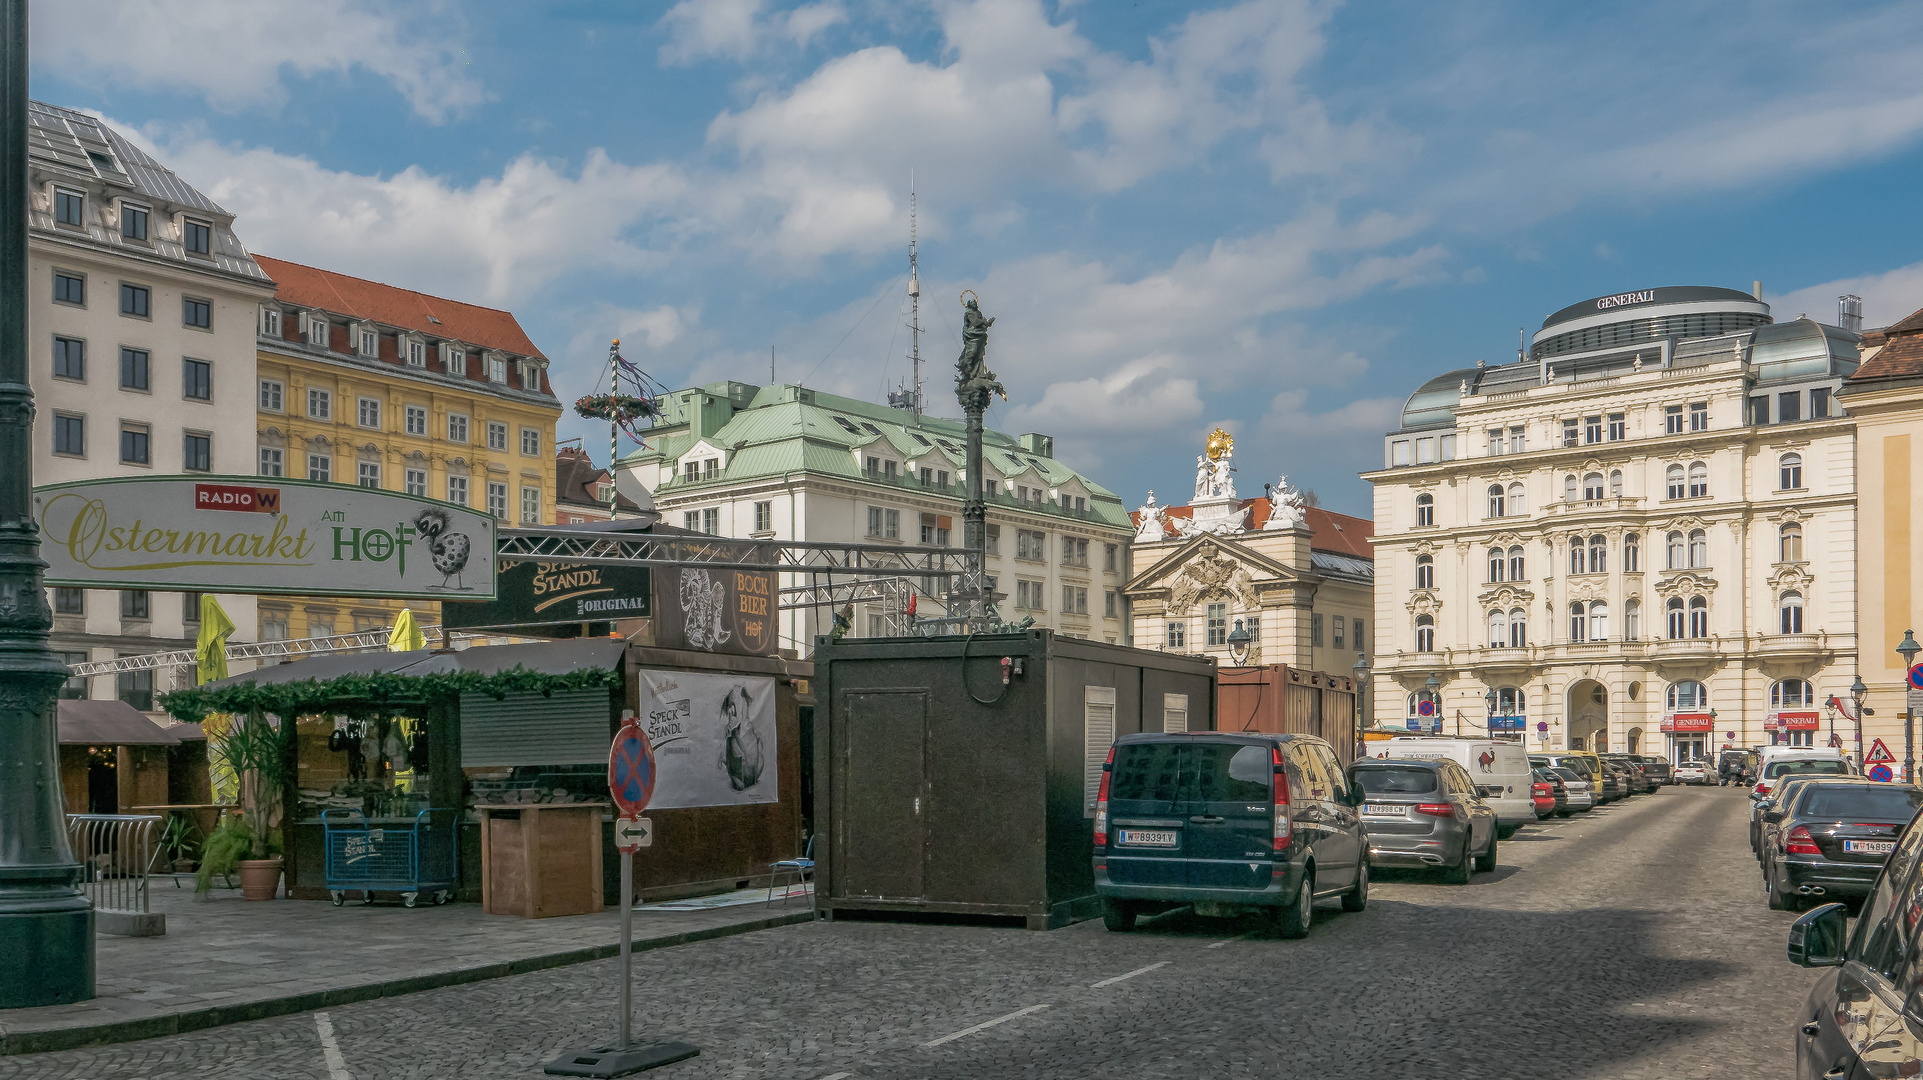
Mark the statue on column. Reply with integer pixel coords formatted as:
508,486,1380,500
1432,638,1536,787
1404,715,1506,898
954,291,1005,406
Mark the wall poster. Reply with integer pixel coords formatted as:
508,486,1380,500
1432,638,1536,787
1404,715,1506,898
634,669,779,809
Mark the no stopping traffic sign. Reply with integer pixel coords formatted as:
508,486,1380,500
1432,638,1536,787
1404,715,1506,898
609,711,655,817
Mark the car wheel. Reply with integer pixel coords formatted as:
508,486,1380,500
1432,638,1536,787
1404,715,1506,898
1475,831,1499,873
1765,867,1788,912
1276,871,1314,939
1101,897,1137,932
1444,838,1473,885
1341,860,1368,913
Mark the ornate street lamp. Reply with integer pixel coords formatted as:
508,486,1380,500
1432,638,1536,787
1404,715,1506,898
1352,653,1370,753
1423,672,1440,734
1851,674,1869,769
1226,619,1251,666
1899,631,1920,783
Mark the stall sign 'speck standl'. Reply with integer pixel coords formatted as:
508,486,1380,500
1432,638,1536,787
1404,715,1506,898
544,712,694,1077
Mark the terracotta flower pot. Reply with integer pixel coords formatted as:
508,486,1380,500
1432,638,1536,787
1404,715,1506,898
238,858,283,901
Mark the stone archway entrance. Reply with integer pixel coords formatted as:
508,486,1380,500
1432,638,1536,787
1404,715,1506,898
1566,680,1608,752
1626,727,1643,756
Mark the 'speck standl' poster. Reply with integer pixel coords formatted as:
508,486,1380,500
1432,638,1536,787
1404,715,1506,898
634,669,778,809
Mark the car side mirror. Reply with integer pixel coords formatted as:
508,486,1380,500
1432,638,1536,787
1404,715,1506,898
1763,811,1784,823
1347,787,1367,806
1788,903,1849,968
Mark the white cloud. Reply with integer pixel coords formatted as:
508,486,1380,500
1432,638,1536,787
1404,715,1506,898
659,0,848,65
33,0,483,122
1770,262,1923,332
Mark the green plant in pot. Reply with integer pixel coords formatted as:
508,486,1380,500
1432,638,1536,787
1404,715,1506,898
209,712,292,900
160,814,199,873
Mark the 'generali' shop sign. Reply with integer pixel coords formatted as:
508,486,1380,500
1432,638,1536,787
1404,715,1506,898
34,475,498,600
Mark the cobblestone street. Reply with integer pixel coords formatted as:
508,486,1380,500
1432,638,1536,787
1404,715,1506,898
0,786,1819,1080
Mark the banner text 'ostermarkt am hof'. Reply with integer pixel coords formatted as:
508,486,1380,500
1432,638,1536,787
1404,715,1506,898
33,475,498,600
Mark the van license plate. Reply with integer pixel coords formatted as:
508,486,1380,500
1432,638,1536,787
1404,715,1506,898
1362,804,1405,817
1120,829,1177,848
1845,840,1895,855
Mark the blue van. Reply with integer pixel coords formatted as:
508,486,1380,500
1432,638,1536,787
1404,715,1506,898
1092,732,1368,938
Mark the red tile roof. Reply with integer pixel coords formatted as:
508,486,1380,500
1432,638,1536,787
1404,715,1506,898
1851,305,1923,383
256,255,546,360
556,447,641,513
1132,498,1374,559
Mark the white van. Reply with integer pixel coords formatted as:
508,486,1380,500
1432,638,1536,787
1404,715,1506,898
1384,736,1536,836
1753,746,1852,798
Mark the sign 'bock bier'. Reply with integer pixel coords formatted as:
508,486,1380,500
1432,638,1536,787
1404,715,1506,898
33,475,497,600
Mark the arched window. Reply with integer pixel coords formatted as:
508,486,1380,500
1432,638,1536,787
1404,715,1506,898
1587,600,1609,641
1508,608,1527,647
1666,681,1707,711
1492,686,1524,715
1487,610,1506,647
1779,453,1802,491
1772,679,1814,708
1688,461,1708,498
1689,595,1709,638
1583,472,1605,500
1487,485,1505,518
1609,469,1623,498
1688,529,1708,568
1508,545,1526,581
1415,614,1435,652
1666,464,1686,500
1569,536,1586,575
1780,523,1803,563
1780,591,1804,634
1415,492,1434,526
1563,474,1579,502
1666,597,1686,639
1588,534,1607,574
1415,553,1434,589
1624,533,1640,572
1666,531,1685,569
1624,597,1641,640
1507,482,1526,514
1569,601,1588,643
1487,547,1505,583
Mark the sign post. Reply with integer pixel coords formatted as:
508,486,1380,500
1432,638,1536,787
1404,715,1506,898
544,711,694,1078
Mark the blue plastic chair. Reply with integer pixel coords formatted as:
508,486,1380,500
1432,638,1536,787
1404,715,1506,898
767,834,815,911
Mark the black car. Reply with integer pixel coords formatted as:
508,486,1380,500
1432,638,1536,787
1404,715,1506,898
1752,775,1862,862
1786,814,1923,1077
1760,781,1923,911
1602,755,1653,795
1347,758,1498,883
1094,732,1368,938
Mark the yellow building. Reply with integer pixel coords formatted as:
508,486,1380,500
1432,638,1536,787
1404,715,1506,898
252,256,561,637
1840,306,1923,770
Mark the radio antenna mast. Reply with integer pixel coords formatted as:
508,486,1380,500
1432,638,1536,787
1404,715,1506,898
889,172,924,417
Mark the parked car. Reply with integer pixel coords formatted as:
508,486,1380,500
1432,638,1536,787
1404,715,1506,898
1633,756,1673,786
1752,775,1861,861
1531,767,1567,818
1602,754,1653,795
1543,766,1594,814
1347,758,1498,884
1754,754,1853,800
1533,752,1606,801
1592,764,1625,803
1094,732,1367,938
1786,817,1923,1077
1674,761,1710,785
1530,774,1558,819
1759,781,1923,911
1384,736,1535,838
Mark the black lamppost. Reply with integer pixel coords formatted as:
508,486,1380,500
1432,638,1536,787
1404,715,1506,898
1899,631,1920,784
0,0,96,1008
1352,654,1370,753
1226,620,1251,665
1424,671,1440,734
1851,674,1869,772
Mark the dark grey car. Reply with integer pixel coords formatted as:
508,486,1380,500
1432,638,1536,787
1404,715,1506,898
1346,758,1498,884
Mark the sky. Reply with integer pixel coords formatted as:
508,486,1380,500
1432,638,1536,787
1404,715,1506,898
31,0,1923,517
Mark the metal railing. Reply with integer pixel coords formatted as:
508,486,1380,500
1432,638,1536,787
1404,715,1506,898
66,814,166,936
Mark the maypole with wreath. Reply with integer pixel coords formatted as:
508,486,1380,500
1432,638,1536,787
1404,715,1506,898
574,338,665,512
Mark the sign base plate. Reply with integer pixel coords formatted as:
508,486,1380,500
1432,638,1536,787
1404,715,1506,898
543,1041,699,1077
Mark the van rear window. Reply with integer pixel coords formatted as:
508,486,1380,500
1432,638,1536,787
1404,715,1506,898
1350,766,1437,795
1110,744,1184,802
1765,759,1848,780
1108,741,1271,803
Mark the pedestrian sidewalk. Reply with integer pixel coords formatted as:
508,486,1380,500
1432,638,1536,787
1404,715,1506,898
0,881,813,1056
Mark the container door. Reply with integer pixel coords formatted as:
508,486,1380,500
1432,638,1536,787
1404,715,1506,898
1183,740,1277,891
837,691,926,900
1106,741,1188,887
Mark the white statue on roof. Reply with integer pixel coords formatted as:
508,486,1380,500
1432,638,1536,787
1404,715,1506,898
1264,475,1307,530
1134,490,1169,543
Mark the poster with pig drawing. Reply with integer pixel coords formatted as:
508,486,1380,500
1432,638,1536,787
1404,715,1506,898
634,669,779,809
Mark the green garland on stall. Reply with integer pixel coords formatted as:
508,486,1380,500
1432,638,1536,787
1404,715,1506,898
159,665,622,724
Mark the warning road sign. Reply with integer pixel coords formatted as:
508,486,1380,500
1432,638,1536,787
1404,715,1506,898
1867,738,1896,764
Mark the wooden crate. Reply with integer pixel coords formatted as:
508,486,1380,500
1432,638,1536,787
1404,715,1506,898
477,803,606,918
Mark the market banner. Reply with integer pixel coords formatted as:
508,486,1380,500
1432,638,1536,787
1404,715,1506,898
634,669,779,809
654,565,778,656
33,475,496,599
442,559,652,629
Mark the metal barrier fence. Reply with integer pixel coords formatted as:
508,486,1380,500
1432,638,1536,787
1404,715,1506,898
66,814,166,936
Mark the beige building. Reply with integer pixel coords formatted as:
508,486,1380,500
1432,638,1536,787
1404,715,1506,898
1364,287,1861,762
1840,306,1923,773
1124,430,1375,672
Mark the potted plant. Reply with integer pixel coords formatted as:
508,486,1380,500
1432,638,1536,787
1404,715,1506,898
213,712,291,900
160,814,198,873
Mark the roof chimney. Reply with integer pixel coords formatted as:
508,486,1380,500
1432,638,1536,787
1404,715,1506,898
1839,294,1864,334
1752,280,1762,300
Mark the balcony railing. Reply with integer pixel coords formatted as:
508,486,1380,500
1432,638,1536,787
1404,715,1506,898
1543,496,1644,517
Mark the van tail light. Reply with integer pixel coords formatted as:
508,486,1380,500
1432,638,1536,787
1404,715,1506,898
1415,803,1456,817
1786,826,1821,855
1093,747,1115,848
1272,745,1292,851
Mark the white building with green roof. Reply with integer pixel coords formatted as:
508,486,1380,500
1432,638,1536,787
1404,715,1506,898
617,381,1136,654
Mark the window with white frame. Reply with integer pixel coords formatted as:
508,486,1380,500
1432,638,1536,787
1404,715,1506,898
259,378,283,411
1508,545,1526,580
442,343,464,373
520,486,541,524
1488,547,1505,583
1624,598,1641,639
308,453,330,482
1665,464,1685,499
259,306,282,338
1688,529,1707,568
406,338,426,367
1415,614,1435,652
487,481,508,521
1779,453,1803,491
358,396,381,429
1415,493,1434,526
1667,681,1706,711
1688,596,1708,637
1415,553,1434,589
1779,592,1804,634
1508,609,1527,647
1624,533,1639,572
1486,485,1505,518
446,475,469,505
1773,679,1814,708
489,357,507,383
307,388,331,419
447,413,468,442
1166,621,1185,648
487,422,507,451
1487,609,1506,647
405,405,427,436
358,328,378,357
405,468,427,497
521,427,540,456
305,313,329,347
258,446,283,476
1687,461,1708,498
358,462,380,488
1780,523,1803,563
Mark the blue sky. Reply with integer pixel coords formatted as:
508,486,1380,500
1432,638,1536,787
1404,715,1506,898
32,0,1923,516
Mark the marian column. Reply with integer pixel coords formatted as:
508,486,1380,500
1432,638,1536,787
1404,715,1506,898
951,291,1005,631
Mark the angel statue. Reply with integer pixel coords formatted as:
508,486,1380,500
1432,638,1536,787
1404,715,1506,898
1194,454,1213,499
1264,475,1308,530
955,291,1006,407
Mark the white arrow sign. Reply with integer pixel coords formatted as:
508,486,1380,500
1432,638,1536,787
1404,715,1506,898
615,815,653,851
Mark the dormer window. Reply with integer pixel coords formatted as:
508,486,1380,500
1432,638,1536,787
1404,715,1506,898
405,337,425,367
183,218,211,257
440,342,464,374
259,306,282,338
489,356,507,383
302,312,330,347
54,188,84,227
120,202,149,242
357,327,379,358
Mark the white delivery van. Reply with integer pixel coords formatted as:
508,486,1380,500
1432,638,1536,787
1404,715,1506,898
1753,746,1852,798
1385,736,1537,836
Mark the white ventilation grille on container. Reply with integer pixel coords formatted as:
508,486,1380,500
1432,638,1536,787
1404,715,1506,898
1084,685,1117,815
1163,693,1189,733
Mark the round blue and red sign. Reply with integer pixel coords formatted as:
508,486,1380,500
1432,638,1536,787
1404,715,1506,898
1908,663,1923,691
1870,764,1895,784
609,716,655,816
1416,699,1436,717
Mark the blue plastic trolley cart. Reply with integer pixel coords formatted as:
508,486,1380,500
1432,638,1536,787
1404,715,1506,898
321,808,459,908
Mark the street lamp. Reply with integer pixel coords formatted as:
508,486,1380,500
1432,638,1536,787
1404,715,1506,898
1851,674,1869,770
1899,631,1920,783
1424,671,1440,734
1226,620,1251,666
1352,654,1370,757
